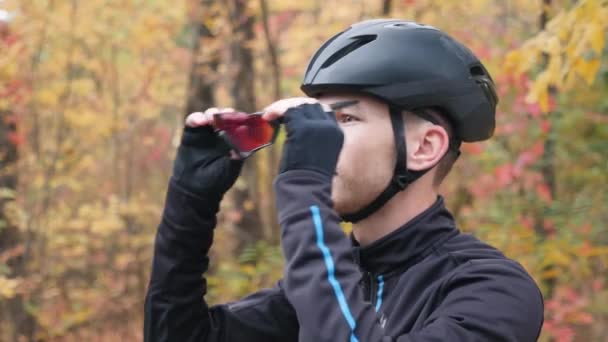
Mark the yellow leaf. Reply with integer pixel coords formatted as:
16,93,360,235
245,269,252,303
90,216,124,236
574,58,601,85
541,268,560,280
35,88,60,107
547,53,563,88
583,246,608,257
588,21,605,55
541,36,561,56
544,248,572,267
503,51,521,73
554,11,573,42
0,276,20,299
243,199,255,211
525,71,550,112
71,79,96,97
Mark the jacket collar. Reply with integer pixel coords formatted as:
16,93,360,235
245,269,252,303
351,196,459,276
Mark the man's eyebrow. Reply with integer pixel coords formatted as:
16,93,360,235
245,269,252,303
329,100,359,111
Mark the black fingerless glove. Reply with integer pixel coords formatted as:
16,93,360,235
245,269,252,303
172,125,244,203
279,103,344,177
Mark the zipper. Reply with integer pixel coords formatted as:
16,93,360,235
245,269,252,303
362,270,385,312
368,272,377,307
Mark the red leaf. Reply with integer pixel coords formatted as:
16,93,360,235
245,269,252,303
547,94,557,112
536,183,553,203
579,241,592,256
592,279,604,292
3,113,18,125
577,312,594,325
540,119,551,133
543,218,556,235
494,164,513,187
577,224,591,235
520,215,534,230
526,102,542,118
518,73,531,89
468,174,496,199
514,142,544,175
8,131,24,146
584,111,608,124
561,287,579,303
473,45,492,60
555,328,574,342
461,143,483,155
530,141,544,156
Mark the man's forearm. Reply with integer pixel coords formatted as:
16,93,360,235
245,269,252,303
275,170,387,342
144,179,220,342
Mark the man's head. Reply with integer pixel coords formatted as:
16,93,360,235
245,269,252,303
302,19,498,222
318,94,457,215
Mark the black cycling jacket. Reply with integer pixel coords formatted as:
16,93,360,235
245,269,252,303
144,169,544,341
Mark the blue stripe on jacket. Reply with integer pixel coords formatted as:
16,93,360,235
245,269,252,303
375,275,384,312
310,205,359,342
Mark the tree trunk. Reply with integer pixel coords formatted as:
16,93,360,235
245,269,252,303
382,0,392,15
535,0,558,297
538,0,556,205
227,0,267,246
0,109,36,341
0,19,37,342
258,0,282,242
259,0,281,101
185,0,219,115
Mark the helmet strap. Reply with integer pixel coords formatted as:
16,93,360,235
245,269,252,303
341,106,430,223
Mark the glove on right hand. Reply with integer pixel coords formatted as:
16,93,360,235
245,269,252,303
278,103,344,178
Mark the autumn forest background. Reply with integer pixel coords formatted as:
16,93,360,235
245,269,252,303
0,0,607,341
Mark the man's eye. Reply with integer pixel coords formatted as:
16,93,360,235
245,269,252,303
338,113,358,123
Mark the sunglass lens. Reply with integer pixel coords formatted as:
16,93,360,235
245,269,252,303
214,112,277,153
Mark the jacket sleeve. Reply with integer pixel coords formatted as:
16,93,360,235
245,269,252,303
144,179,298,342
274,170,544,342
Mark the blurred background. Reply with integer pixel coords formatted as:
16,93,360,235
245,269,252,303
0,0,606,341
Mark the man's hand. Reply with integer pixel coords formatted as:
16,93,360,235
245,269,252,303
270,101,343,178
261,97,331,121
172,107,244,200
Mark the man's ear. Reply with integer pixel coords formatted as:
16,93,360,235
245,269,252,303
406,123,450,171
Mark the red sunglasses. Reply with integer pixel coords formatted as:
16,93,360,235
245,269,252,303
213,100,359,159
213,111,279,159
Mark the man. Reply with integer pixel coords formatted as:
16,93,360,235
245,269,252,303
145,19,544,341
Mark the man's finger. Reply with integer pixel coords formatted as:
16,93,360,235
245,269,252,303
229,150,243,160
262,97,318,121
204,107,235,115
185,112,208,127
186,107,237,127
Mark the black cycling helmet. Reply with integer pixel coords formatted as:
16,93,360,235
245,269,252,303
300,19,499,222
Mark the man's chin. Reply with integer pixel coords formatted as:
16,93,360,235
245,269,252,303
332,202,346,216
331,193,357,217
331,178,361,215
331,193,346,215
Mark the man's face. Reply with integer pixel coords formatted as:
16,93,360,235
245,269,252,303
318,94,396,215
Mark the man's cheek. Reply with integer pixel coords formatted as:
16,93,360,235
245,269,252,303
334,146,349,176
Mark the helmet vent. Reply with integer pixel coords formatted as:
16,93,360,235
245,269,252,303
385,22,437,30
320,34,377,69
469,65,486,77
304,29,348,76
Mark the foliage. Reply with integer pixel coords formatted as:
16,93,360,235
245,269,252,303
0,0,606,341
1,0,187,340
